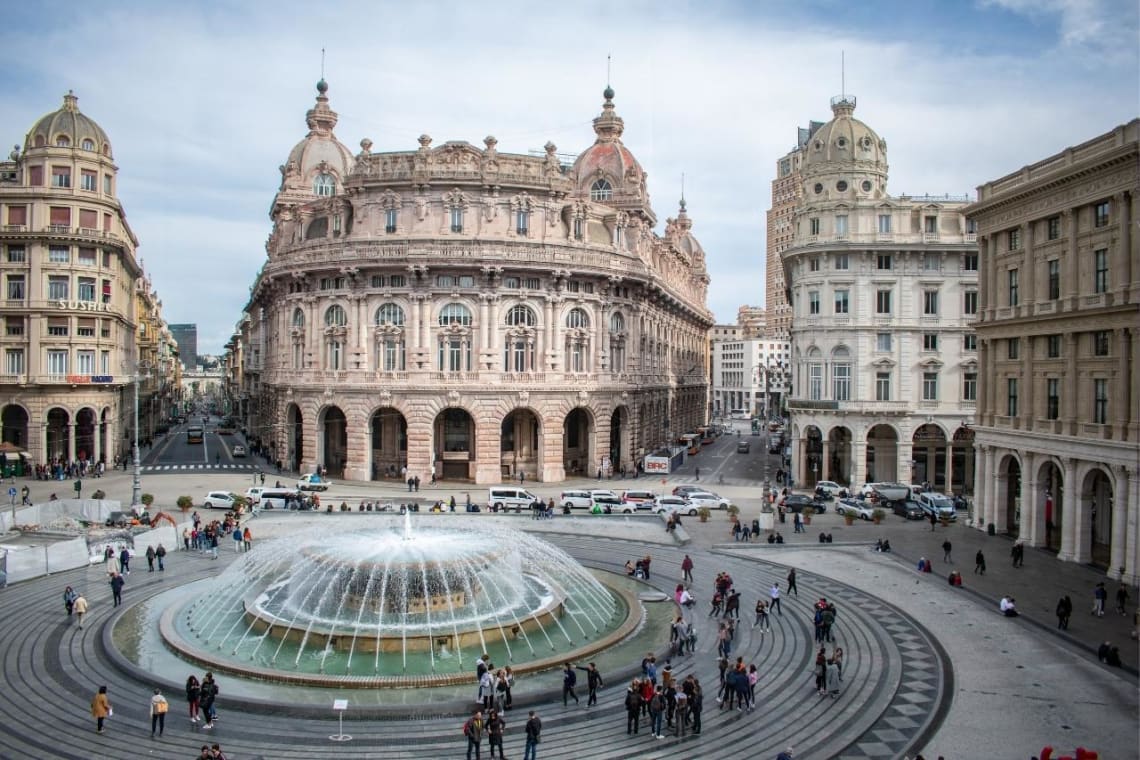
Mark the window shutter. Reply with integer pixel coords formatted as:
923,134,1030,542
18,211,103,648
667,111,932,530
6,206,26,225
49,206,71,226
79,209,97,229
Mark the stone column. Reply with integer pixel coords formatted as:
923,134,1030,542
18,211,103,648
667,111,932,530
93,421,102,464
344,402,370,482
1115,191,1132,295
1062,334,1078,435
1021,222,1035,309
1110,465,1129,580
420,299,431,357
943,443,953,494
1125,469,1140,585
1022,336,1035,431
977,340,990,426
489,297,501,362
543,298,554,370
984,445,997,529
299,403,316,474
404,411,433,489
67,423,76,463
898,440,913,486
1066,208,1080,305
851,427,866,491
1058,457,1078,562
1116,328,1130,440
479,296,490,365
1022,451,1039,545
408,295,421,350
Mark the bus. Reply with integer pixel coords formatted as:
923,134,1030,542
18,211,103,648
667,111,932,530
186,424,204,444
729,409,749,420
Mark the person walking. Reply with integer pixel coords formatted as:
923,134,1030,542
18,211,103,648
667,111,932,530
974,549,986,575
242,527,252,552
63,586,78,617
145,545,156,572
694,467,700,482
74,592,88,628
1115,584,1130,615
786,567,799,597
232,528,242,552
681,554,694,583
929,511,937,531
186,674,202,724
942,539,953,563
1093,582,1107,616
90,685,111,734
463,710,484,760
119,547,131,575
753,599,770,632
200,672,219,729
576,662,603,707
523,710,541,760
769,582,782,616
149,688,168,737
561,662,579,705
156,543,167,570
109,572,124,607
1056,595,1073,630
624,681,642,734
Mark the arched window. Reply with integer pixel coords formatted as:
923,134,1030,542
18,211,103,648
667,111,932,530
438,303,472,326
609,312,625,332
590,178,612,201
292,308,305,328
305,217,328,240
55,135,70,147
314,173,335,197
566,308,590,329
325,305,347,326
81,138,95,151
505,305,536,327
375,303,405,326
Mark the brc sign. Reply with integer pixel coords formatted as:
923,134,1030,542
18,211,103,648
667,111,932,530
644,458,670,473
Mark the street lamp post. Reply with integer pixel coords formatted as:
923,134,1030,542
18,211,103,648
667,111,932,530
130,371,142,510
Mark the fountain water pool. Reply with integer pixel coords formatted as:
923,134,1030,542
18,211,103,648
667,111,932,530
157,516,637,687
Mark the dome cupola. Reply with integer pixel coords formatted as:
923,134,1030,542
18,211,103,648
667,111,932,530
24,91,113,157
277,80,353,200
570,86,655,225
800,95,889,201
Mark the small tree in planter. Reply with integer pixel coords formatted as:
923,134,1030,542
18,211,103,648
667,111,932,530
697,506,712,523
872,508,886,524
91,489,106,500
140,493,155,508
802,507,815,525
843,512,855,526
726,504,740,523
176,495,194,513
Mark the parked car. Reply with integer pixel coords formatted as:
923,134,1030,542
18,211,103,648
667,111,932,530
488,487,541,511
559,490,593,510
918,492,958,521
245,487,264,505
653,495,695,516
672,484,704,498
621,490,658,509
203,491,238,509
297,473,332,492
782,494,826,514
736,441,751,453
590,492,624,514
686,491,730,511
816,480,842,497
232,444,247,458
861,482,911,502
835,498,873,520
893,500,925,520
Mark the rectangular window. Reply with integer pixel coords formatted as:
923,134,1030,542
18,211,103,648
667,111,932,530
877,253,892,270
81,169,97,192
573,218,583,240
1047,216,1061,240
77,277,96,302
6,245,25,263
76,319,95,337
834,253,849,270
877,214,891,234
28,166,43,186
809,217,820,235
47,275,69,300
1093,378,1108,424
5,349,24,376
51,166,71,188
1094,201,1110,228
46,349,67,376
876,333,892,351
101,279,111,303
103,212,111,232
834,215,848,238
79,209,97,230
6,206,27,226
808,291,820,315
963,334,977,351
923,333,938,351
328,341,342,371
1093,330,1109,356
923,252,940,270
1046,334,1061,358
516,209,529,235
385,208,397,233
963,291,978,315
6,275,24,300
834,289,849,314
49,207,70,227
923,290,939,315
1008,337,1020,360
100,350,110,375
1008,268,1019,306
1093,248,1108,293
76,350,95,375
77,247,97,266
1048,260,1060,300
1046,378,1060,420
809,257,820,272
876,371,891,401
963,372,977,401
809,363,822,400
922,371,938,401
47,317,68,337
876,289,892,314
833,364,851,401
924,216,938,234
1008,228,1021,250
1007,378,1019,416
5,317,23,337
103,175,112,194
962,252,978,271
450,207,464,233
49,245,69,263
523,277,541,289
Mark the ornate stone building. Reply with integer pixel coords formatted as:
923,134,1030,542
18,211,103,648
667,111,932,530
238,81,712,484
783,95,978,491
964,119,1139,582
0,93,176,467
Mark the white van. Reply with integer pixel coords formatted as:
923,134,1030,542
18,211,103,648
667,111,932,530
487,486,540,512
259,488,300,510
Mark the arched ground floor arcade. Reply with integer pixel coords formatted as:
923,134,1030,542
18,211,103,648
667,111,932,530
257,384,705,485
0,387,128,469
974,429,1140,584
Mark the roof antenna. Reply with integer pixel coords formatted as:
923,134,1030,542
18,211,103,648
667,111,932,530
680,172,686,209
606,53,611,87
841,50,845,98
321,48,326,79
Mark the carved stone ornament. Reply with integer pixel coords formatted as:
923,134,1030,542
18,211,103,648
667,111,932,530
577,390,589,403
379,389,392,404
323,387,334,400
447,389,461,405
518,390,529,405
285,387,294,398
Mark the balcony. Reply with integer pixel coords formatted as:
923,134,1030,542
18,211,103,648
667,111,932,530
3,225,26,233
923,232,940,242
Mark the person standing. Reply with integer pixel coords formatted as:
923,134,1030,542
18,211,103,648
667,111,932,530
929,511,937,531
463,710,484,760
523,710,541,760
90,685,111,733
413,475,420,492
786,567,799,597
149,688,168,737
118,547,131,575
624,681,642,734
485,709,505,760
63,586,78,617
145,545,156,572
74,592,88,628
1093,582,1107,616
942,540,953,563
681,554,694,584
974,549,986,575
576,662,603,707
769,582,782,616
242,527,252,552
109,572,124,607
1056,595,1073,630
156,543,167,570
232,528,242,552
200,672,218,729
1115,584,1130,615
561,662,579,706
694,467,700,482
186,674,202,724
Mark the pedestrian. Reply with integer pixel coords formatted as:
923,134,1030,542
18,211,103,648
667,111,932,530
681,554,694,583
769,582,782,616
974,549,986,575
183,528,191,551
90,685,111,734
1115,584,1130,615
242,527,251,552
485,709,505,760
576,662,603,706
149,688,168,737
109,571,124,607
624,681,642,734
523,710,541,760
695,467,700,482
196,745,212,760
232,527,242,552
74,592,88,628
407,476,414,492
463,709,484,760
1056,595,1072,630
63,585,78,616
787,567,798,597
942,539,952,563
200,672,218,729
648,686,665,738
186,674,201,724
1093,582,1107,616
413,475,420,492
929,511,937,531
156,543,167,570
793,511,803,533
561,662,579,705
119,547,131,575
478,667,494,711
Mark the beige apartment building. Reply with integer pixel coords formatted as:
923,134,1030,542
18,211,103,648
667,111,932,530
234,81,712,484
964,119,1139,582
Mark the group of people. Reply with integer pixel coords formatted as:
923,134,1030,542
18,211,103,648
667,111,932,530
626,660,705,738
186,672,221,729
475,655,515,713
463,707,541,760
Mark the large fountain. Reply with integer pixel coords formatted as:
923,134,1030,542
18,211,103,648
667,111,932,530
157,514,637,687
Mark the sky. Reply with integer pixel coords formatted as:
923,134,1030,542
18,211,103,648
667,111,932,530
1,0,1136,354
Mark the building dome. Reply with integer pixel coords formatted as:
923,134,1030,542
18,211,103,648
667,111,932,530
800,95,888,198
279,80,353,196
24,91,112,157
570,86,654,223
